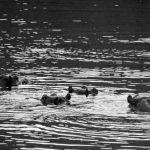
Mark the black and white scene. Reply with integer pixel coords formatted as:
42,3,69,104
0,0,150,149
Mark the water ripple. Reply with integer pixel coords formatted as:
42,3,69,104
1,1,150,149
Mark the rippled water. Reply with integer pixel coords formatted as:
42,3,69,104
0,0,150,149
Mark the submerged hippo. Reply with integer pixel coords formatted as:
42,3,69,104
0,74,19,90
127,95,150,112
68,86,98,97
41,93,71,106
68,86,89,97
19,78,30,85
88,87,98,95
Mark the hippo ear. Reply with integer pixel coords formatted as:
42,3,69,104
127,95,132,103
66,93,71,100
68,86,73,93
85,88,89,97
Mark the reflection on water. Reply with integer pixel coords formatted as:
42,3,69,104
0,0,150,149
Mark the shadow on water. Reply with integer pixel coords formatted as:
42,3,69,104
0,0,150,149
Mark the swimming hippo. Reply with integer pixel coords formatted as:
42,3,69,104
0,74,19,90
68,86,89,97
68,86,98,97
19,78,30,85
41,93,71,106
88,87,98,95
127,95,150,112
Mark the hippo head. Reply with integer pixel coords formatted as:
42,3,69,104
41,94,49,106
91,88,98,95
127,95,137,106
11,75,19,86
21,78,29,85
5,75,19,90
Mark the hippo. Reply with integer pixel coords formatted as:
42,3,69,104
41,93,71,106
68,86,98,97
0,74,19,90
127,95,150,112
68,86,89,97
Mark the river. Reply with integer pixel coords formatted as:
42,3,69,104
0,0,150,149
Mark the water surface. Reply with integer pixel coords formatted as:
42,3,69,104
0,0,150,149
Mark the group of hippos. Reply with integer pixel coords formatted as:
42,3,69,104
1,74,150,112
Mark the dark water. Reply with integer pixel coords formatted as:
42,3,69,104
0,0,150,149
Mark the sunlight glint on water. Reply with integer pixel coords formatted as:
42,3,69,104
0,0,150,149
